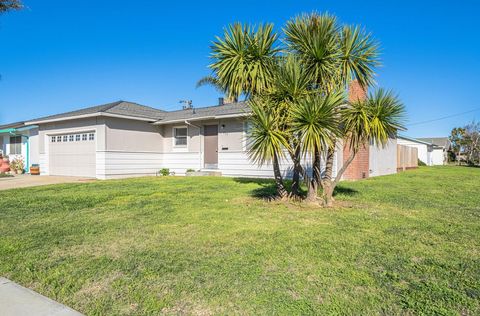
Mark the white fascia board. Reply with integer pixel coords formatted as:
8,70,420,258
153,113,249,125
25,112,156,125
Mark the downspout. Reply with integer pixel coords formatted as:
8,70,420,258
185,120,202,170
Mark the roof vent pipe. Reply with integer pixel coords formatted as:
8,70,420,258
218,97,224,106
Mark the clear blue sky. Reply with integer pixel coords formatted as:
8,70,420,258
1,0,479,137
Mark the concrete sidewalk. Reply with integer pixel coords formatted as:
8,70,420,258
0,278,83,316
0,175,94,191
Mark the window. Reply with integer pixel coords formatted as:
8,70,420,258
63,135,68,142
69,135,74,142
88,133,95,141
57,136,62,142
75,134,81,141
82,134,87,141
9,136,22,155
174,127,187,146
51,136,56,143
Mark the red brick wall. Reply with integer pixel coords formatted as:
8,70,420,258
342,80,369,180
343,142,369,180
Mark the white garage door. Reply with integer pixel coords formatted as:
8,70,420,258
49,132,96,177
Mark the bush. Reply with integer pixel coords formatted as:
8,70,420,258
159,168,170,176
418,159,427,166
186,169,195,173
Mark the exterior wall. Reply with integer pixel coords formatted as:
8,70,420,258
343,142,369,180
29,128,39,166
369,138,397,177
397,138,429,165
96,117,164,179
431,148,445,165
0,128,38,172
38,117,106,176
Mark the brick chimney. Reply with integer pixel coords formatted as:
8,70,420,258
343,80,370,180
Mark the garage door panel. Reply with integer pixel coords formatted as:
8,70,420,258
49,132,96,178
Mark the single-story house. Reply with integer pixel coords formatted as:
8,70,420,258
397,135,447,166
0,100,398,180
417,137,450,165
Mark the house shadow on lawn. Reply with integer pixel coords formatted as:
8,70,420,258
233,178,358,200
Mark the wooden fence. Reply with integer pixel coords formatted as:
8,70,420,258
397,145,418,171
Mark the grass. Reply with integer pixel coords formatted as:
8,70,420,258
0,166,479,315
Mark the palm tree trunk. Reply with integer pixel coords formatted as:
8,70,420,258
290,144,302,198
320,147,336,206
307,145,321,202
321,150,356,207
273,151,288,199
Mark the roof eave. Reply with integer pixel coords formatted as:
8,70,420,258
153,113,249,125
25,112,158,125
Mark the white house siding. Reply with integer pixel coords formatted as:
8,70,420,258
28,128,39,166
397,138,429,165
431,148,445,165
369,138,397,177
96,151,164,179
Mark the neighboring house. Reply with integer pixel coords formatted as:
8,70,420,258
417,137,451,165
0,100,398,180
0,122,39,173
397,135,448,166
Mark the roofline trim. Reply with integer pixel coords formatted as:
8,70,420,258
25,112,158,125
152,113,249,125
397,135,433,145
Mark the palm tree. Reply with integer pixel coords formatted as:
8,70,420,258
247,96,289,198
321,89,405,206
289,92,343,201
284,13,381,203
209,23,279,101
195,75,238,103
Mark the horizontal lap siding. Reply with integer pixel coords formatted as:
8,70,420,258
96,151,163,179
162,152,201,175
218,151,337,179
39,153,48,175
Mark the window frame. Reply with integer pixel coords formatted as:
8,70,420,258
173,126,188,148
9,135,22,155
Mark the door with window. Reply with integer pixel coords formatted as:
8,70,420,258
204,125,218,169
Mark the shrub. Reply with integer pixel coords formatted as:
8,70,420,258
418,159,427,166
159,168,170,176
186,169,195,173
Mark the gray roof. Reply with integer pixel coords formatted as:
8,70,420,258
27,101,166,123
0,121,26,130
417,137,450,149
156,102,250,123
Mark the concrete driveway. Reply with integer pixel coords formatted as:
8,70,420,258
0,175,95,191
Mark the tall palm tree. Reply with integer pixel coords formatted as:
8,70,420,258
209,23,279,101
284,13,380,202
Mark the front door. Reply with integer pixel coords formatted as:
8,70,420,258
204,125,218,169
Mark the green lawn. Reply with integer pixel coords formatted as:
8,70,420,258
1,166,479,315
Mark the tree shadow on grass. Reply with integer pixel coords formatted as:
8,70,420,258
333,186,358,197
233,178,279,200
